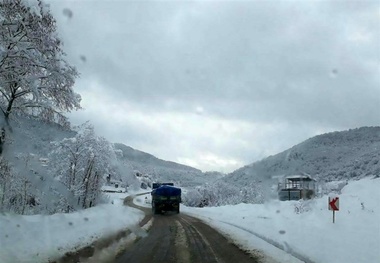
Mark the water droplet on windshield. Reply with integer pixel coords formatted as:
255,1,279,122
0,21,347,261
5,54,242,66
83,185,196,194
330,68,338,78
63,8,73,19
80,55,87,63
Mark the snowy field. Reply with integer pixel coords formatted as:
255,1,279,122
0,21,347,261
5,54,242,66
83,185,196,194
127,178,380,263
183,177,380,263
1,179,379,263
0,191,144,263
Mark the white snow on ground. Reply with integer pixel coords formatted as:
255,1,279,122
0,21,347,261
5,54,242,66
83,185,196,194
1,179,378,263
183,177,380,263
0,192,144,263
133,192,152,208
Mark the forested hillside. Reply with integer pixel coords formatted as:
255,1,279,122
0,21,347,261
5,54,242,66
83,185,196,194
184,127,380,207
227,127,380,182
114,143,222,187
0,118,140,214
0,116,217,215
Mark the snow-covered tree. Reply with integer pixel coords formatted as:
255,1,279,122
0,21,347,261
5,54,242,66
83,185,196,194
0,0,81,150
0,157,38,215
183,180,264,207
49,122,116,211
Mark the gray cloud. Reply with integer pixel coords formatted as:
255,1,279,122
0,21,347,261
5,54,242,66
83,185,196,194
49,0,380,172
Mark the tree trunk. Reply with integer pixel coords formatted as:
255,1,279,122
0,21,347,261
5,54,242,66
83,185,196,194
21,179,28,215
1,179,6,208
82,157,94,209
89,171,99,208
0,159,10,209
0,128,5,155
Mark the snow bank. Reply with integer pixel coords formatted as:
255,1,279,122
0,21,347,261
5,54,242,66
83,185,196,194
132,192,152,208
0,204,144,263
1,179,377,263
184,177,380,263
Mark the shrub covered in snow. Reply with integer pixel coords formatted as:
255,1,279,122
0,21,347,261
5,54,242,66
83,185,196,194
183,180,264,207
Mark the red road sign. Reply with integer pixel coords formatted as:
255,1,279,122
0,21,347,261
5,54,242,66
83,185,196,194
328,197,339,211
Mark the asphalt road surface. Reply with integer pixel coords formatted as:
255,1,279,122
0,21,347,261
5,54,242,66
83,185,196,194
116,195,260,263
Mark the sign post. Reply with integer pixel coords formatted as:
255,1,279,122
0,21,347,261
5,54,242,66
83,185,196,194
328,196,339,223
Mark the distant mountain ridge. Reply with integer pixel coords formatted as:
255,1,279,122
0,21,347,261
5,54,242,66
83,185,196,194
114,143,219,187
113,143,201,172
223,127,380,188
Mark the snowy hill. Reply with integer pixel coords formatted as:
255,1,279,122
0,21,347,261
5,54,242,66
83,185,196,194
114,143,201,172
2,116,216,214
114,143,220,187
6,116,211,186
223,127,380,191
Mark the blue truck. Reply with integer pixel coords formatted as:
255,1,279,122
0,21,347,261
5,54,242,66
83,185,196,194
151,183,181,214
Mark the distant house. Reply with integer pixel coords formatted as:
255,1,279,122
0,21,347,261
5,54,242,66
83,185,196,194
101,175,126,193
278,174,316,201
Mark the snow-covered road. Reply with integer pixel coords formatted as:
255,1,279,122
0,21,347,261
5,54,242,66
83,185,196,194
1,178,378,263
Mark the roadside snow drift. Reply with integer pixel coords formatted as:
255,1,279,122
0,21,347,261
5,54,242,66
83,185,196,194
1,179,378,263
184,177,380,263
0,203,143,263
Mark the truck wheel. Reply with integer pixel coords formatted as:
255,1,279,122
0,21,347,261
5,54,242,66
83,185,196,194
152,204,160,215
153,207,159,215
152,204,157,214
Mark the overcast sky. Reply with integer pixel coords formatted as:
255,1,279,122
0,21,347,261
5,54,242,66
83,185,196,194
46,0,380,173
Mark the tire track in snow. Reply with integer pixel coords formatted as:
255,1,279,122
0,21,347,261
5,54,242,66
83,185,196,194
212,218,316,263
